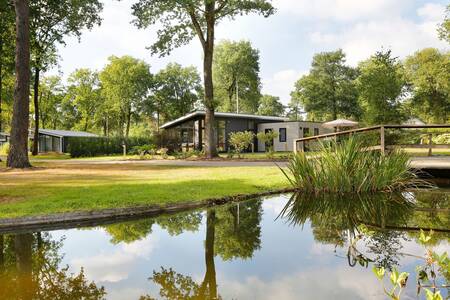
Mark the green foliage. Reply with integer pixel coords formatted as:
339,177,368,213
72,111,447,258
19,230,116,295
281,137,425,193
228,131,254,157
64,69,103,132
404,48,450,123
38,76,66,129
152,63,202,124
99,55,153,138
0,142,10,155
356,50,406,125
256,130,278,155
213,40,261,113
257,94,284,116
290,49,360,121
373,230,449,300
131,1,274,57
438,4,450,43
66,136,153,157
105,219,154,244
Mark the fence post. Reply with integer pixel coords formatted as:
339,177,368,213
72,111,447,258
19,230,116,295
380,126,385,156
293,140,297,153
428,133,433,156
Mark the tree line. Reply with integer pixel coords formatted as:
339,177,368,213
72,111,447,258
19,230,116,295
288,47,450,125
2,0,449,167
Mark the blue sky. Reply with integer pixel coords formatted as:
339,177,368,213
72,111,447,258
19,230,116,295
53,0,449,105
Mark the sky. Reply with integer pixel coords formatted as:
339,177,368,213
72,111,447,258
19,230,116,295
52,0,449,105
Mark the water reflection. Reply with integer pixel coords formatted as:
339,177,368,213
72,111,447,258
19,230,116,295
0,232,105,299
0,191,448,299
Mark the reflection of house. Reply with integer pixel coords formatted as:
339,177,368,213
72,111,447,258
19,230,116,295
31,129,98,153
160,111,331,152
0,132,10,146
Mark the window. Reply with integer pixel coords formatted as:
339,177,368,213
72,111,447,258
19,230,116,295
279,128,287,142
248,120,255,130
303,127,310,137
314,128,319,136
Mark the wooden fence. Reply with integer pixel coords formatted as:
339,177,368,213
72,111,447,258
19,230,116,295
293,124,450,156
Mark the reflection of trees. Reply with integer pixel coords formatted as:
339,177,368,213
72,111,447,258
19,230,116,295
145,200,263,299
279,192,416,270
157,211,203,236
215,199,262,261
105,219,155,244
0,232,105,299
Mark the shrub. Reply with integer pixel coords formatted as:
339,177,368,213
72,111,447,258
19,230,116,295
0,142,9,156
281,137,428,193
157,147,169,159
257,131,279,157
229,131,254,158
66,137,153,158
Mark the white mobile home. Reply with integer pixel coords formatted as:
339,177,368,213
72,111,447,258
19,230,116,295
257,121,332,152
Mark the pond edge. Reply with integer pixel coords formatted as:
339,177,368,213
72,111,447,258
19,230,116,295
0,187,297,234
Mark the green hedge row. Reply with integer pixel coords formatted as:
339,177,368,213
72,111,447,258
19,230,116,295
66,136,153,157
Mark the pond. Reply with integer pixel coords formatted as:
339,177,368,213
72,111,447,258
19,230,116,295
0,189,448,299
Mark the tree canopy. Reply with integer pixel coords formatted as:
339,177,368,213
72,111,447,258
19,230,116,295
257,94,284,116
213,40,261,113
152,63,202,126
404,48,450,123
290,49,360,121
99,55,153,138
356,50,406,125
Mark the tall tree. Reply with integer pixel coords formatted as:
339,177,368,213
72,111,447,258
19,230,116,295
257,94,284,116
64,68,102,133
132,0,274,158
38,75,65,129
0,0,15,133
438,4,450,43
213,40,261,114
152,63,202,127
99,55,153,138
290,49,360,121
404,48,450,123
29,0,103,155
7,0,31,168
356,50,406,125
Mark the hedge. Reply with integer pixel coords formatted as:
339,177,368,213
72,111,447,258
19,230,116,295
66,136,153,158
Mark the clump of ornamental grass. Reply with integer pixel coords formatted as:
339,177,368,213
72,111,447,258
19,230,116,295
280,137,430,194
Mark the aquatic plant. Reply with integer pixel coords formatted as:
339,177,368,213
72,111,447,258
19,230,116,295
281,137,429,193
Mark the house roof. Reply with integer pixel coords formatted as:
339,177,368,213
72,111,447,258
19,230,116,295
160,111,288,129
38,129,99,138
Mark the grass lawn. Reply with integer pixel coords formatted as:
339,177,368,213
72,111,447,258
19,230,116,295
0,160,288,219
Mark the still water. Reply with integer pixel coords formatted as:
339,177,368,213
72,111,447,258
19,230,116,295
0,190,449,300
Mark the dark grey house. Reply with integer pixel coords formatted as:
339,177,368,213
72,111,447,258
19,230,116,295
33,129,98,153
160,111,288,152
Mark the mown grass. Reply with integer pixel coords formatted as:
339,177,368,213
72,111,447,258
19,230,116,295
0,161,288,218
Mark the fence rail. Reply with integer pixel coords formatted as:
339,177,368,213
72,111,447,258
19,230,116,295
293,124,450,156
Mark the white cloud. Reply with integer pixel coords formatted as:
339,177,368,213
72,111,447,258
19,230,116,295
71,238,157,283
219,266,383,300
310,16,448,66
417,3,446,21
262,69,307,104
272,0,409,21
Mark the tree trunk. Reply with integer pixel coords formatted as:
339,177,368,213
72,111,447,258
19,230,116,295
7,0,31,168
0,36,3,133
199,210,217,298
203,6,217,158
32,67,39,156
126,107,131,139
14,233,33,299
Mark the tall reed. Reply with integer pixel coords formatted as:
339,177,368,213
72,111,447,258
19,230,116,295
280,137,429,194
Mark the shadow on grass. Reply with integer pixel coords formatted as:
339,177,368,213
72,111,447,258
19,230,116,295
0,178,284,218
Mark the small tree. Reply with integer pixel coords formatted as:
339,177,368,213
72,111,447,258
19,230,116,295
228,131,254,158
257,131,278,157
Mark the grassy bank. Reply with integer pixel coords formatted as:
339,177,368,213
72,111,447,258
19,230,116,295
0,161,287,219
